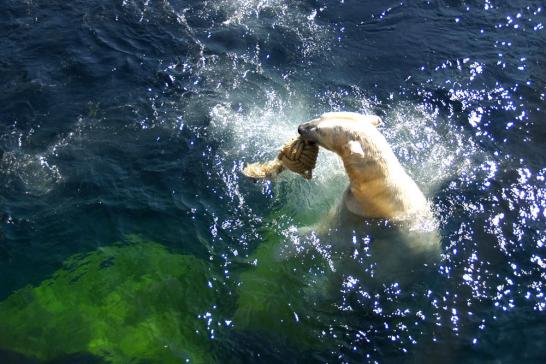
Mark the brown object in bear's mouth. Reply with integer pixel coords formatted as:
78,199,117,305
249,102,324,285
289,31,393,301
242,137,319,180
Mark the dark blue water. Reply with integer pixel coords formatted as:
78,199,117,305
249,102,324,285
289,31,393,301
0,0,545,363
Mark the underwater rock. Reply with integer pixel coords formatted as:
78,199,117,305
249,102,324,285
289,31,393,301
0,237,221,364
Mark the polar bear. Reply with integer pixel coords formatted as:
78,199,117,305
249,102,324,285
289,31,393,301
297,112,440,258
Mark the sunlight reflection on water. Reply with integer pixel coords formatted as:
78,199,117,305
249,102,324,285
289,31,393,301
0,0,544,362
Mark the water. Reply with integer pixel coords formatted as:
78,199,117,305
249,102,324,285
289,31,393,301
0,0,544,363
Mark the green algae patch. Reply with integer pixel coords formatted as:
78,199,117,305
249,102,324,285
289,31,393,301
233,227,333,350
0,238,220,363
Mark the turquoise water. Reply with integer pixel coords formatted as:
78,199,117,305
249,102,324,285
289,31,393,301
0,0,545,363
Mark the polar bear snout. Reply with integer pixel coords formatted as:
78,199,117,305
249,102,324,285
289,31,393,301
297,120,319,142
297,122,312,137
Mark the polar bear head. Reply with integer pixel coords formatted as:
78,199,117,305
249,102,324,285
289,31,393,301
297,112,382,155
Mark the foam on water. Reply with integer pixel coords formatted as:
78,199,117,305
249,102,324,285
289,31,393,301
206,87,489,225
0,151,62,196
382,101,490,196
0,125,63,196
208,97,346,212
215,0,331,57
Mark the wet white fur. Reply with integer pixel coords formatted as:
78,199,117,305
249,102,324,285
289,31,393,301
300,112,432,219
298,112,440,255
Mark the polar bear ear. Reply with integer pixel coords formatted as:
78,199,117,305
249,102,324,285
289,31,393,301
369,116,383,128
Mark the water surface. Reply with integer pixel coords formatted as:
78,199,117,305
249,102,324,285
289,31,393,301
0,0,545,363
